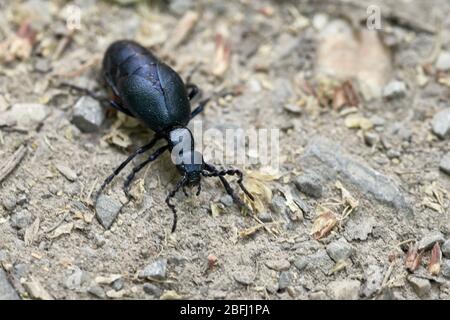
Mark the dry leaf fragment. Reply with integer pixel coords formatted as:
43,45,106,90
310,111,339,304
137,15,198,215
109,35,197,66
165,11,199,50
239,224,265,238
210,203,224,218
405,244,422,272
24,218,40,246
311,208,338,240
207,254,218,270
212,29,231,77
160,290,182,300
23,278,53,300
104,129,133,149
49,222,73,239
428,242,441,276
0,21,37,63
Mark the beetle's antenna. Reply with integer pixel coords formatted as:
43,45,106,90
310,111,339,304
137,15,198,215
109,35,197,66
166,175,188,233
202,164,254,210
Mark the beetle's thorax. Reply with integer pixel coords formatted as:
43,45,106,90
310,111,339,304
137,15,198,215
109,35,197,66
167,127,204,184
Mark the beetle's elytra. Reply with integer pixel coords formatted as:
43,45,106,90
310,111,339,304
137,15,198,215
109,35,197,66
95,40,254,232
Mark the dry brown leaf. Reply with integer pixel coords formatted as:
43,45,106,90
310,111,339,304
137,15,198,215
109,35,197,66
428,242,441,276
311,208,338,240
0,22,36,63
104,129,132,149
405,244,422,272
243,170,280,213
95,274,122,285
336,181,359,209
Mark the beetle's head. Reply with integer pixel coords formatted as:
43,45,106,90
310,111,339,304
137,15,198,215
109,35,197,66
168,127,204,191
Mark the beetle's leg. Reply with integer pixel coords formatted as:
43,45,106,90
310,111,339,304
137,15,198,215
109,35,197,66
166,175,188,233
186,84,200,101
96,136,161,200
190,98,210,119
182,186,189,197
60,82,102,100
108,99,135,117
123,145,169,198
218,169,254,201
203,164,250,210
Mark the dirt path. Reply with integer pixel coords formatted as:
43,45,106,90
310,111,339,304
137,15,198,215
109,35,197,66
1,0,450,300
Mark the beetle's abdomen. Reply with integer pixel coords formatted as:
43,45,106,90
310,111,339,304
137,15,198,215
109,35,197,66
102,40,191,132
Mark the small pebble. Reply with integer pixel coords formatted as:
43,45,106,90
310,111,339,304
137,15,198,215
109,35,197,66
265,259,291,271
407,276,431,297
293,257,308,271
383,80,407,99
220,195,233,207
72,96,105,132
417,232,445,251
278,271,292,290
56,164,77,182
112,278,124,291
138,259,167,280
328,279,361,300
1,195,16,211
95,195,123,229
442,240,450,258
439,152,450,175
88,284,106,299
10,210,33,230
442,259,450,279
143,283,163,297
436,51,450,71
363,131,379,147
431,108,450,139
233,271,254,286
326,238,355,262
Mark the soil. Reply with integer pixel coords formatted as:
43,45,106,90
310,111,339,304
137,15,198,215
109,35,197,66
1,0,450,300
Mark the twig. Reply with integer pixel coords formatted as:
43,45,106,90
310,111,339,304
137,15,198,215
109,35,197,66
0,144,27,183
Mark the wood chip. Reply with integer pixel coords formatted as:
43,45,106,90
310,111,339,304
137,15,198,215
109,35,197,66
0,144,27,183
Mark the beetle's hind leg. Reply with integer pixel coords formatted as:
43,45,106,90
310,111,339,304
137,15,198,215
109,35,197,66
96,136,162,201
165,176,188,233
190,97,210,120
186,84,200,101
123,145,169,198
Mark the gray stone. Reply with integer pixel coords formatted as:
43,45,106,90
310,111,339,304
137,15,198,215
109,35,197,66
111,278,124,291
293,257,308,271
88,284,105,299
328,279,361,300
220,195,233,207
95,195,123,229
257,212,273,223
294,174,323,198
436,51,450,71
278,271,293,290
442,259,450,278
417,232,445,251
65,266,87,290
271,195,286,215
10,210,33,230
14,263,29,278
407,276,431,297
143,283,163,297
344,215,376,241
431,108,450,139
233,270,254,286
363,132,379,147
16,194,27,206
442,240,450,258
306,249,335,274
326,238,355,262
301,137,411,213
72,96,105,132
138,259,167,280
439,152,450,175
361,265,384,297
0,269,19,300
3,103,49,128
55,164,77,182
383,80,407,99
265,259,291,271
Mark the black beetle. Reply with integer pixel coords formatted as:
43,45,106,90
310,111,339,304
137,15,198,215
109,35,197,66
78,40,253,232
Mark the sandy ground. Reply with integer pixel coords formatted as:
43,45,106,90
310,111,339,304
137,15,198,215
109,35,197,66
1,0,450,300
